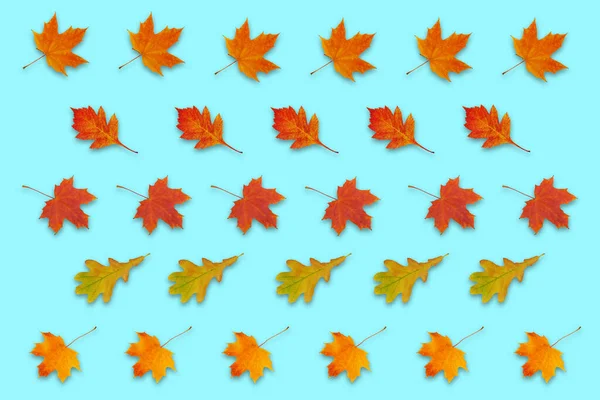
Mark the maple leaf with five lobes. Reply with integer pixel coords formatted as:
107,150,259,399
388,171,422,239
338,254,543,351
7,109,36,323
71,106,137,153
367,106,433,153
271,106,338,153
168,254,242,303
312,19,375,81
374,254,446,303
175,106,242,153
24,13,88,75
75,254,148,303
276,255,349,303
503,19,567,81
469,255,542,303
120,13,184,75
23,177,96,234
463,105,529,152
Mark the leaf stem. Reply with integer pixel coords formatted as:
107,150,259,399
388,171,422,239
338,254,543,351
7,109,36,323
310,60,333,75
118,142,138,154
356,326,386,347
211,185,242,199
23,54,46,70
22,185,53,199
510,140,530,153
453,326,484,348
161,326,192,348
259,326,289,347
215,60,237,75
66,326,97,348
415,142,435,154
502,185,533,199
317,141,339,154
116,185,148,199
305,186,336,200
408,185,439,199
222,141,243,154
406,59,429,75
118,54,141,70
551,326,581,347
502,60,525,75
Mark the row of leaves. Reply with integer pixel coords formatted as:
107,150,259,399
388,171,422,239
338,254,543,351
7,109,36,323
23,176,576,235
33,324,581,384
26,15,565,82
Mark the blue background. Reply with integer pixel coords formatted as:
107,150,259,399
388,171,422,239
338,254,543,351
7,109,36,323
1,0,594,398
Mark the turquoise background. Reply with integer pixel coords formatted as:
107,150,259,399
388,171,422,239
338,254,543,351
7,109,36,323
0,0,594,398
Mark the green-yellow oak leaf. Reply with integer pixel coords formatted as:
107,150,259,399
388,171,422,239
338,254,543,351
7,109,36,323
168,254,242,303
74,254,148,303
276,255,349,303
374,254,447,303
469,254,543,303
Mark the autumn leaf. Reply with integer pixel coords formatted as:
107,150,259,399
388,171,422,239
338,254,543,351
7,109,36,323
118,177,191,234
211,177,285,234
469,255,542,303
23,177,96,234
126,327,191,383
367,106,433,153
321,327,385,382
215,19,279,81
168,254,242,303
31,327,96,382
306,178,379,235
75,254,148,303
175,106,242,153
120,13,183,75
409,177,482,234
276,255,349,303
463,105,529,152
271,106,337,153
516,327,580,382
503,20,567,81
224,327,289,382
71,106,137,153
374,254,447,303
311,19,375,81
503,177,576,234
23,13,87,75
407,19,471,81
418,327,483,383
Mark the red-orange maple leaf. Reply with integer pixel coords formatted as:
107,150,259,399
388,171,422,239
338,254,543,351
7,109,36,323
410,177,482,234
463,105,529,152
503,177,576,234
271,106,337,153
212,177,285,234
175,106,242,153
367,106,433,153
71,106,137,153
23,177,96,234
118,177,191,234
307,178,379,235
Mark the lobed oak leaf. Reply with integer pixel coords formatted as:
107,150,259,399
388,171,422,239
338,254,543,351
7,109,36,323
276,254,349,303
71,106,137,153
374,254,446,303
367,106,433,153
463,105,529,152
175,106,241,153
75,254,148,303
271,106,337,153
168,254,242,303
469,255,542,303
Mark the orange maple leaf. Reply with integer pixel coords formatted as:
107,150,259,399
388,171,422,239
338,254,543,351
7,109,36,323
504,19,567,81
306,178,379,235
321,327,385,382
24,13,87,75
410,177,482,234
418,327,483,383
503,177,576,234
126,327,191,383
271,106,337,153
120,13,184,75
367,106,433,153
407,19,471,81
224,327,289,382
23,177,96,234
211,177,285,234
312,19,375,81
463,105,529,152
71,106,137,153
31,327,96,382
175,106,242,153
516,327,580,382
215,19,279,81
117,177,191,234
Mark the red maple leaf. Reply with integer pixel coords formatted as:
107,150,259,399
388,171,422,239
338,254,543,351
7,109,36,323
175,106,242,153
463,105,529,152
71,106,137,153
367,106,433,153
271,106,337,153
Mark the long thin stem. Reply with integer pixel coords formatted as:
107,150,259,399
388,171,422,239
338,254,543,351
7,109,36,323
310,60,333,75
221,142,243,154
161,326,192,348
118,142,138,154
415,142,435,154
406,59,429,75
215,60,237,75
66,326,97,348
502,60,525,75
454,326,484,348
211,185,242,199
305,186,336,200
23,54,46,70
259,326,289,347
318,141,339,154
116,185,148,199
509,141,530,153
356,326,386,347
551,326,581,347
119,54,141,70
22,185,53,199
502,185,533,199
408,185,439,199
